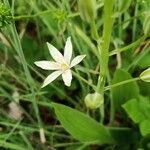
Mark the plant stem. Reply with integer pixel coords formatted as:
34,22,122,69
72,71,96,90
13,10,52,20
132,0,139,41
96,0,115,123
90,19,99,41
104,77,140,91
13,10,79,21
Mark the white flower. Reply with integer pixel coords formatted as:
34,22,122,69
34,37,86,88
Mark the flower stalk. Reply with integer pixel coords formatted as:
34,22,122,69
96,0,115,122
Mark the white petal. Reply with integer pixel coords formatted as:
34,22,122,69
64,37,72,64
42,71,62,88
70,55,86,68
47,42,64,63
62,69,72,86
34,61,60,70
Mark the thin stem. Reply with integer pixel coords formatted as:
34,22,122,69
90,19,99,41
104,77,140,91
13,10,52,20
72,71,96,90
132,0,139,41
13,10,79,21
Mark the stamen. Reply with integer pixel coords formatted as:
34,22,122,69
60,63,69,71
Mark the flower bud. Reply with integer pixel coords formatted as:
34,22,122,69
140,68,150,82
78,0,96,23
84,92,104,109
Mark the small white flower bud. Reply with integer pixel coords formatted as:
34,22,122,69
84,92,104,109
140,68,150,82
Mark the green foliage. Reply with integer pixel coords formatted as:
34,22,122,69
52,102,114,144
78,0,96,23
123,97,149,123
111,69,139,110
117,0,132,14
0,2,12,27
123,96,150,136
0,0,149,149
140,120,150,136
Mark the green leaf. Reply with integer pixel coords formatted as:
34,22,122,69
138,53,150,68
109,127,139,145
111,69,139,110
140,119,150,136
78,0,96,23
143,11,150,36
118,0,132,14
52,103,114,144
123,99,146,123
139,82,150,96
113,0,132,17
122,97,150,123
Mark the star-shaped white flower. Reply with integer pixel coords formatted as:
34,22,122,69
34,37,86,88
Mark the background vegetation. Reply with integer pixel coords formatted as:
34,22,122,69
0,0,150,149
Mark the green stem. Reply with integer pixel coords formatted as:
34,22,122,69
72,71,96,90
90,19,99,41
96,0,115,123
104,77,140,91
13,10,52,20
13,10,79,21
132,0,139,41
97,0,115,92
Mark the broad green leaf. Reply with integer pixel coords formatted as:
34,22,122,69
140,119,150,136
122,97,150,123
52,103,114,144
123,99,146,123
111,69,139,110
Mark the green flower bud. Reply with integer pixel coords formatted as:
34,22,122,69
0,2,12,28
84,92,104,109
140,68,150,82
78,0,96,23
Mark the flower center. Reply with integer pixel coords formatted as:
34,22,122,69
60,63,69,71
